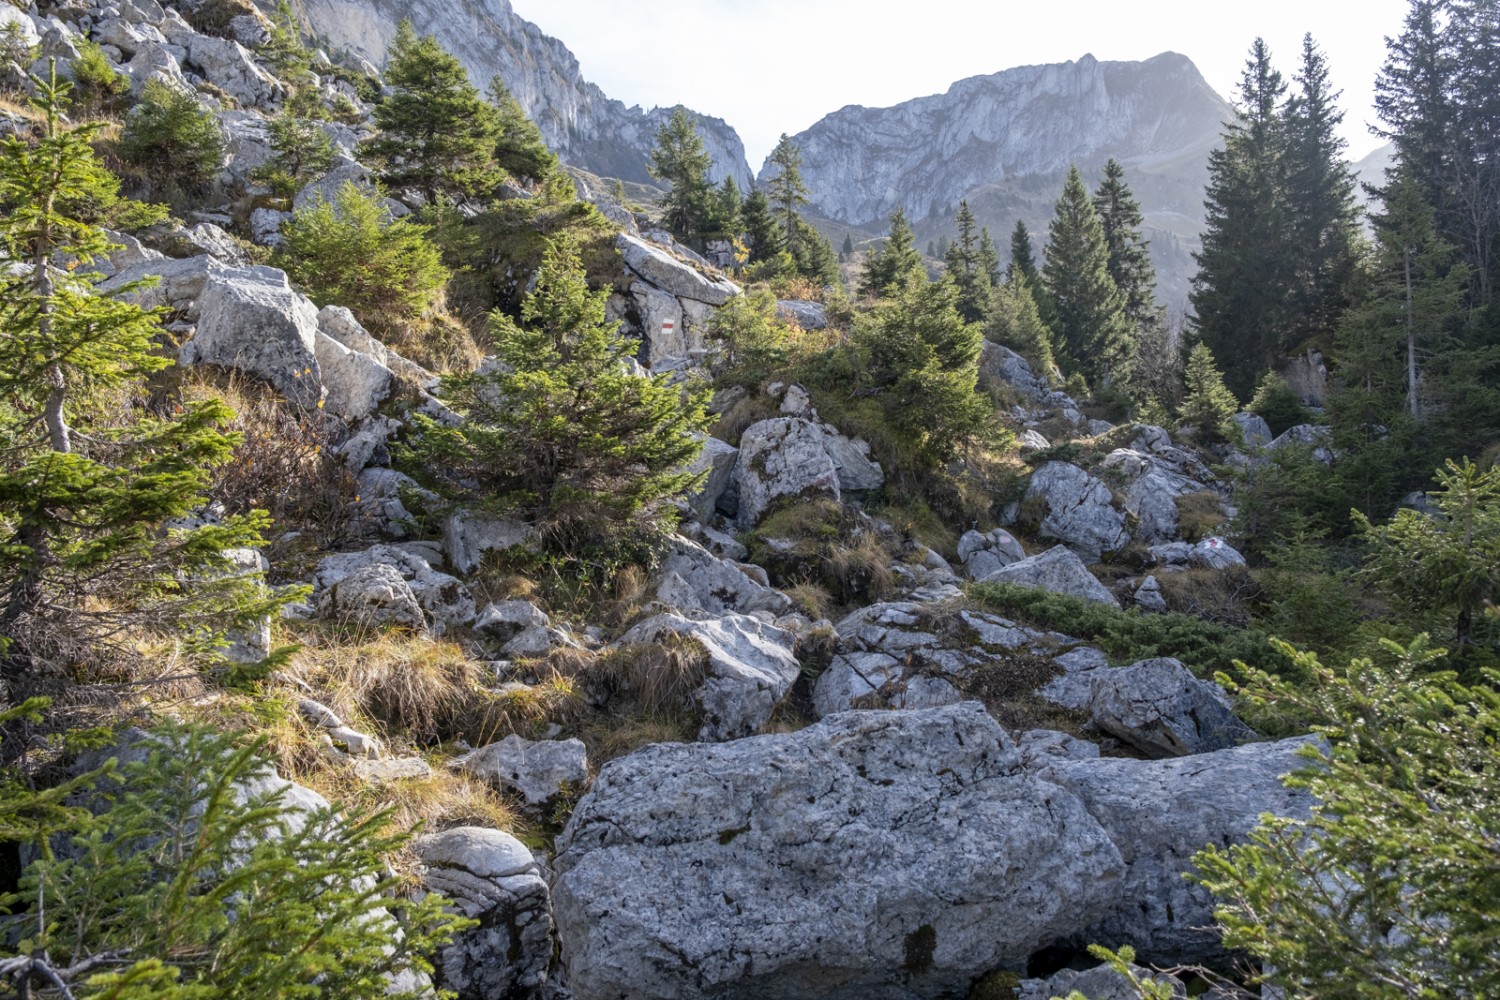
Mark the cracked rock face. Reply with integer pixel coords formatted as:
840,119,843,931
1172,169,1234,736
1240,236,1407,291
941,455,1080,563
550,702,1125,1000
733,417,843,529
1023,462,1131,561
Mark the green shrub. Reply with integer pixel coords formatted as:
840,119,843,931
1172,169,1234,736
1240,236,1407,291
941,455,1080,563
276,180,448,329
707,286,792,384
965,581,1303,701
1177,341,1239,443
4,725,468,998
1248,371,1310,437
253,113,336,195
119,79,225,189
68,39,131,115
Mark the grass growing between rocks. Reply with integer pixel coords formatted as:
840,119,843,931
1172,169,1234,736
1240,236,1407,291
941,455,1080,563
963,582,1308,737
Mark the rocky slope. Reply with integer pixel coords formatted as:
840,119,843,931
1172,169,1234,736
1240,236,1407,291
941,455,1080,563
291,0,754,190
770,52,1232,306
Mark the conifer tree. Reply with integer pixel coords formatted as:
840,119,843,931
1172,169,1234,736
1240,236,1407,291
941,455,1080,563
649,107,714,246
977,226,1002,288
1284,35,1361,347
853,276,989,465
943,200,992,324
366,20,502,203
707,176,743,244
790,218,841,288
1178,342,1241,442
488,79,557,182
1192,38,1293,399
841,234,855,257
1007,219,1039,284
0,71,279,683
860,206,924,297
119,78,225,190
765,133,810,257
740,188,784,265
1092,159,1158,330
987,273,1057,379
401,236,708,572
1042,165,1132,386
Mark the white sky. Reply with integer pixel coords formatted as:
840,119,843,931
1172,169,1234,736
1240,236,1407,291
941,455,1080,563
508,0,1408,169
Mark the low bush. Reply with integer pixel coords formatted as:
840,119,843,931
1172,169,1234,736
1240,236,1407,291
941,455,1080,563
119,79,225,190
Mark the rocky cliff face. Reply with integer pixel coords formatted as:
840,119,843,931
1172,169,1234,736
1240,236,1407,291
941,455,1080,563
292,0,753,190
775,52,1232,307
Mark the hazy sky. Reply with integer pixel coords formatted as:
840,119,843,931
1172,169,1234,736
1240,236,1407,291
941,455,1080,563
508,0,1410,169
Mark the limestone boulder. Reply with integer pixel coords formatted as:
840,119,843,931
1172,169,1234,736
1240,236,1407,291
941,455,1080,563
734,417,842,528
776,298,827,329
313,330,392,422
617,611,801,741
1035,736,1317,966
683,435,737,521
314,543,475,634
457,735,589,809
416,827,554,1000
1232,411,1273,448
1088,658,1256,758
958,527,1027,580
819,426,884,492
182,264,324,406
1022,462,1130,561
616,232,739,306
184,34,283,106
978,545,1119,607
552,703,1124,1000
655,535,792,617
977,340,1048,402
443,511,538,576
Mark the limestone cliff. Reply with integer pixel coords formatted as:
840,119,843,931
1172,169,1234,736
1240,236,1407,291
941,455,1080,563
292,0,753,190
772,52,1233,307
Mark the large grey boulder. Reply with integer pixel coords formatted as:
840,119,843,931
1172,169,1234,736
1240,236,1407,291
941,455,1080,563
1148,536,1247,571
631,280,689,367
683,435,737,521
958,527,1027,580
1022,462,1131,560
552,703,1124,1000
1089,658,1256,758
616,232,739,305
734,417,842,528
617,611,801,741
313,331,392,421
979,544,1119,607
181,264,324,406
416,827,554,1000
1017,964,1186,1000
978,340,1048,402
1232,411,1273,448
314,543,476,634
777,299,827,329
655,535,793,618
819,426,884,492
457,735,589,810
443,511,538,576
184,34,283,106
1036,736,1317,966
1268,423,1334,464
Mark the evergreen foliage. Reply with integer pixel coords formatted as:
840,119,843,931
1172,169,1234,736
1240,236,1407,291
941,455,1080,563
859,207,924,297
1092,159,1158,330
765,134,810,262
1247,371,1310,437
119,79,225,189
739,188,785,266
276,180,449,329
789,218,841,288
0,74,278,686
1042,165,1132,386
367,20,502,203
849,276,989,466
943,200,992,324
977,227,1002,289
986,273,1056,379
1177,342,1241,442
709,176,743,245
253,112,336,196
1194,636,1500,997
707,286,793,385
1006,220,1039,285
3,726,467,998
68,39,130,116
1354,458,1500,650
487,79,558,183
649,107,714,247
400,236,708,572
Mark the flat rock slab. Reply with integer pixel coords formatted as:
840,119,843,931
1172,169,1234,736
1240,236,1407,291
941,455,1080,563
551,702,1124,1000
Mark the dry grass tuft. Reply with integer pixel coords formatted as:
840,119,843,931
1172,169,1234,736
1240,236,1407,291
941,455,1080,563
711,391,781,446
1175,490,1229,542
591,637,709,718
1155,566,1261,627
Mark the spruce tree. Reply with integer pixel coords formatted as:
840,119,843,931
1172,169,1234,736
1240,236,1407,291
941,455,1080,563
0,71,280,684
488,78,558,183
740,188,784,264
1007,219,1039,284
1092,159,1158,330
1192,38,1293,399
401,236,708,572
790,218,841,288
841,234,855,257
366,20,502,203
1178,342,1241,442
943,200,992,324
766,133,810,259
1284,35,1361,348
1042,165,1132,386
649,107,714,246
860,206,924,297
987,273,1057,379
707,176,743,244
119,78,225,190
977,226,1002,288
